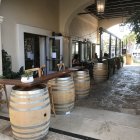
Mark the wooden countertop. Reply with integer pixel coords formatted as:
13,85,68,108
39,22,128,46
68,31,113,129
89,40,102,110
0,69,74,87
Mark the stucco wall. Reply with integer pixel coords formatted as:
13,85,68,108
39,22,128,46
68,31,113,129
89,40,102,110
0,0,98,72
69,14,98,43
59,0,98,68
99,17,127,30
59,0,95,34
63,14,98,67
0,0,59,71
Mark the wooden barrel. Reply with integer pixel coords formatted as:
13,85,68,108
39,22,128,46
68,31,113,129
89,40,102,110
9,84,50,140
51,75,75,114
126,54,133,65
47,78,56,88
93,63,108,82
74,70,90,99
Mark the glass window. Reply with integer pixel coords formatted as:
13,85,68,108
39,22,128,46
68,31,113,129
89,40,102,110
111,36,116,58
102,32,110,56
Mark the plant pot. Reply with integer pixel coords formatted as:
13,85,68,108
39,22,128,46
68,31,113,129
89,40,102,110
21,76,34,83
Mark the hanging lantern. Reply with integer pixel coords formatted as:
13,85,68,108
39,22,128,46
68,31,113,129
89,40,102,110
119,23,125,32
97,0,105,14
119,16,125,32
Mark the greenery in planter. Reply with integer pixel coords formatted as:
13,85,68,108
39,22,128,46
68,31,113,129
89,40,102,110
1,49,24,79
2,49,11,76
107,58,115,77
119,56,124,63
108,58,115,68
103,59,108,64
21,70,33,80
125,12,140,44
115,57,121,69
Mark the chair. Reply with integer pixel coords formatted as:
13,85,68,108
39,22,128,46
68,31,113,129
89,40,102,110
47,82,56,117
0,84,9,108
25,67,42,77
40,64,46,76
57,63,65,71
25,66,56,116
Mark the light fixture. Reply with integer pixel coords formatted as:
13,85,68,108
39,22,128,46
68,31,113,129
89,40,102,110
119,23,125,32
97,0,105,14
119,16,125,32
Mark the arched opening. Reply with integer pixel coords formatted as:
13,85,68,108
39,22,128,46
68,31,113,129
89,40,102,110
59,1,99,67
108,24,140,65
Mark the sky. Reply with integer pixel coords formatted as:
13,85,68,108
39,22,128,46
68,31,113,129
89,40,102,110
108,24,131,39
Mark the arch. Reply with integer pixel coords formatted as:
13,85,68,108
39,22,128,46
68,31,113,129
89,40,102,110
59,0,96,35
99,17,127,30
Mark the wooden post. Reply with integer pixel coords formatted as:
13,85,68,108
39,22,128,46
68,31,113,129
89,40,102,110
99,27,103,61
0,16,3,75
109,35,111,58
115,37,117,57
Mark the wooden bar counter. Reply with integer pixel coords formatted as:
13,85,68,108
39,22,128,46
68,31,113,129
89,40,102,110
0,69,74,87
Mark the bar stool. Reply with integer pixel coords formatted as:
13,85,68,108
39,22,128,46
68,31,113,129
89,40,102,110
39,65,56,116
47,82,56,117
40,64,46,76
0,84,9,108
25,67,42,77
57,63,65,71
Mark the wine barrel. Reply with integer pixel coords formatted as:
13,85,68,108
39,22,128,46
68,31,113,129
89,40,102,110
126,54,133,65
93,63,108,82
51,75,75,114
73,70,90,99
9,84,50,140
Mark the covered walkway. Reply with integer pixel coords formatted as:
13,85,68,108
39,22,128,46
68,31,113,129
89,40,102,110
76,65,140,115
0,65,140,140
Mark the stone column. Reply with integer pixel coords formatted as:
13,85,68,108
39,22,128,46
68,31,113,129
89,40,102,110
0,16,3,75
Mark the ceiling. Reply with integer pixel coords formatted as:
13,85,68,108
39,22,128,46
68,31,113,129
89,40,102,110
79,0,140,20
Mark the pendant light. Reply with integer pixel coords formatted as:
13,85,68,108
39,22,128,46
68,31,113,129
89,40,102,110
97,0,105,14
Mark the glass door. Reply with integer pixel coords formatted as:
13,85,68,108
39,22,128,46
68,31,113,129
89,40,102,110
46,36,63,73
24,33,40,69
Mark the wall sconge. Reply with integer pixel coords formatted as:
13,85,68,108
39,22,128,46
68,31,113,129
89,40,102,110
97,0,105,14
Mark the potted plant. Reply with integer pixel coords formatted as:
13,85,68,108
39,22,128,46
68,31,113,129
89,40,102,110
119,56,124,67
108,58,115,76
21,70,34,83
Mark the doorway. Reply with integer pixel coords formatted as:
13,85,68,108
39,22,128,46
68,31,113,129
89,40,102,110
24,33,63,74
24,33,46,71
46,36,63,73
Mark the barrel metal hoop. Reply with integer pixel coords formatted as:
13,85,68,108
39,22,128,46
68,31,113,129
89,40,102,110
52,87,75,91
12,125,49,135
11,88,48,95
10,102,50,112
54,101,74,106
74,80,90,82
56,77,72,81
75,89,90,92
10,97,49,105
11,120,50,129
10,91,48,98
52,83,74,87
13,133,48,140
